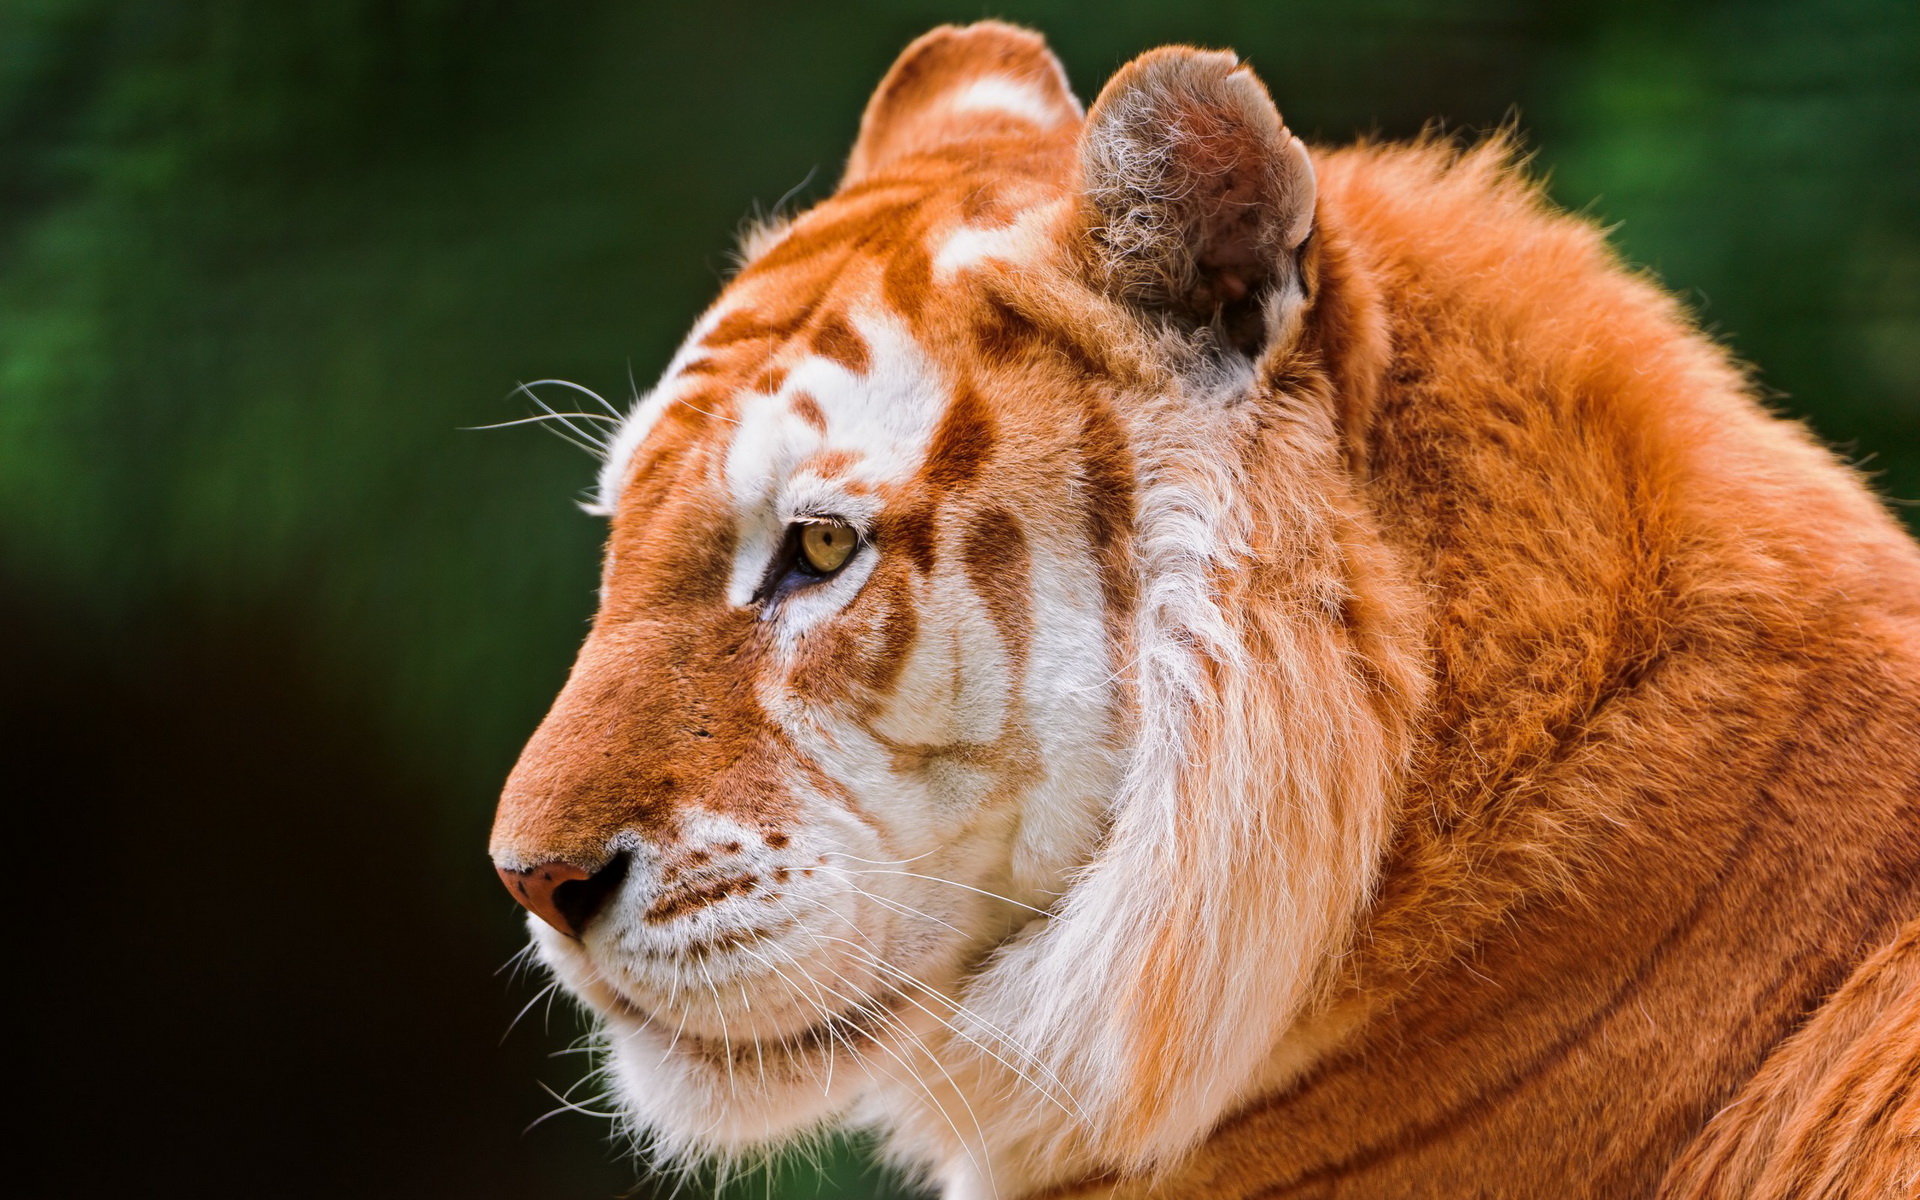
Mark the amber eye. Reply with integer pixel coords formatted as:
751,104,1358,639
798,521,858,575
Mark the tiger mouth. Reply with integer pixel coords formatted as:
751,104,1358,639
597,976,916,1066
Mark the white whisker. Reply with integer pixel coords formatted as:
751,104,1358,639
821,846,945,868
463,411,621,431
800,922,1086,1123
508,381,616,457
520,377,623,417
696,960,739,1101
792,947,1000,1195
501,978,562,1045
835,867,1062,918
529,1080,623,1129
675,396,740,426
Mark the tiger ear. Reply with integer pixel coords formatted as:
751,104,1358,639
1077,47,1316,355
842,22,1082,186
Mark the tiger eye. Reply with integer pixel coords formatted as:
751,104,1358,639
799,521,857,574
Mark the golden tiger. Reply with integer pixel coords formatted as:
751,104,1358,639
489,23,1920,1199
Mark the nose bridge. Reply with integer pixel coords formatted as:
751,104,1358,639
489,592,785,867
492,363,811,877
490,626,692,869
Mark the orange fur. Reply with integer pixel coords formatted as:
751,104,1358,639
492,24,1920,1197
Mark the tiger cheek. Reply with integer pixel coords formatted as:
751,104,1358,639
788,561,918,711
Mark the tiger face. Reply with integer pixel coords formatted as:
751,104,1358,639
495,143,1129,1153
492,22,1418,1193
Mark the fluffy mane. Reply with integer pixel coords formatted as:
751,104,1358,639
876,130,1919,1193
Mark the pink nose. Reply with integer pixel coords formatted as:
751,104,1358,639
495,855,628,937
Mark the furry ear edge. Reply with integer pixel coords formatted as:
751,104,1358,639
1077,47,1317,356
843,22,1083,187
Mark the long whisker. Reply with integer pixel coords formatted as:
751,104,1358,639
733,944,849,1101
520,377,624,417
801,925,1085,1123
528,1079,623,1129
674,395,741,426
656,1001,692,1071
696,960,738,1101
809,865,972,939
799,985,987,1182
463,411,621,431
540,970,568,1034
739,973,771,1097
625,360,644,412
821,845,946,868
797,855,1085,1115
495,939,540,980
518,414,606,458
533,398,611,454
834,867,1062,918
786,873,1086,1118
769,165,819,219
785,944,1000,1194
757,896,1018,1191
558,1061,617,1106
732,934,932,1158
751,904,981,1139
501,978,562,1044
512,382,615,456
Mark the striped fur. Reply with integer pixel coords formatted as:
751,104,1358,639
490,23,1920,1198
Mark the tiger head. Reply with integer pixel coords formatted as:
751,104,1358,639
490,22,1424,1194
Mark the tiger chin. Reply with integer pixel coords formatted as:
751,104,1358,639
489,22,1920,1200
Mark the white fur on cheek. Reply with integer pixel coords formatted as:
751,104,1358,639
1002,527,1116,898
530,793,903,1157
867,573,1009,750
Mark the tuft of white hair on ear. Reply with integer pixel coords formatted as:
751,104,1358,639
1078,47,1316,355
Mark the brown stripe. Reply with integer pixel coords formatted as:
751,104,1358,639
793,566,919,709
1246,851,1760,1196
643,873,760,923
741,196,925,280
962,505,1033,679
924,383,996,492
882,500,939,576
1078,400,1138,639
801,448,861,478
702,309,786,349
974,295,1112,379
882,237,935,320
810,311,872,374
790,391,827,432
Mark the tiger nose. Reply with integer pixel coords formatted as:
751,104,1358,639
495,853,631,938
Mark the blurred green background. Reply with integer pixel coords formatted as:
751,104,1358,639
5,1,1914,1196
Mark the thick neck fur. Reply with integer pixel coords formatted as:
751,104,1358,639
1008,139,1920,1200
863,182,1430,1194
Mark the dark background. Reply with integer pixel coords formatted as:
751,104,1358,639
6,1,1915,1197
